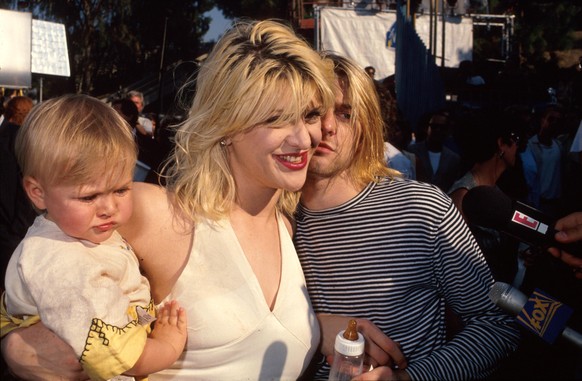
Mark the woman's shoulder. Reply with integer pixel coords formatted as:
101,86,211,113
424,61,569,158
126,183,168,227
125,182,193,236
132,181,167,201
123,183,193,302
448,171,475,195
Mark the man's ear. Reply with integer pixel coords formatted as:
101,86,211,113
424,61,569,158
23,176,47,211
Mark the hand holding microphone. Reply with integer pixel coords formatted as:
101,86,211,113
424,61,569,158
554,212,582,242
549,212,582,278
461,186,582,260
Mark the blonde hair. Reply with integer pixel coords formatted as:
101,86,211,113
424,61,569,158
167,19,335,223
322,53,398,185
16,94,137,187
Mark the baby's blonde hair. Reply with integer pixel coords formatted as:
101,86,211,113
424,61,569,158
16,94,137,188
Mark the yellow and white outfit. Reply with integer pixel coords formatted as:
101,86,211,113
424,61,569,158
3,215,154,381
151,215,320,380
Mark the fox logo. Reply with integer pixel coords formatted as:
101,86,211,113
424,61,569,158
517,289,573,344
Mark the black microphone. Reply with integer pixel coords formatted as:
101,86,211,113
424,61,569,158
462,186,582,258
489,282,582,348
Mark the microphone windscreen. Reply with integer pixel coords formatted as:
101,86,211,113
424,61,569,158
488,281,511,304
462,186,513,229
488,281,527,315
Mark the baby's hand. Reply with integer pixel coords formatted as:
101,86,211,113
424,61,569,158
151,300,188,356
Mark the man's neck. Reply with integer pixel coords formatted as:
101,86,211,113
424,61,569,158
427,139,443,153
300,173,363,211
537,132,553,146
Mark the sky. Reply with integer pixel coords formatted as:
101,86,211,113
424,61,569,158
203,7,232,43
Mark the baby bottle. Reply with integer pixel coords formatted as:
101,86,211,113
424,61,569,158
328,319,365,381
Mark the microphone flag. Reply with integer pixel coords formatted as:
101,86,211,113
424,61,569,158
517,288,573,344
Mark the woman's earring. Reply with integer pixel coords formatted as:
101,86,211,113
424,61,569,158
220,139,227,146
498,150,505,159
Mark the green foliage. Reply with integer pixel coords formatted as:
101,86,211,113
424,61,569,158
488,0,581,66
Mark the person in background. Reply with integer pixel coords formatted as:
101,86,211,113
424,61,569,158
295,53,519,381
111,98,157,183
448,109,526,284
111,97,139,134
364,65,376,80
0,96,36,291
383,139,414,179
408,109,461,192
1,19,335,380
495,104,532,203
0,96,34,149
523,104,566,216
2,94,187,380
128,90,155,137
380,97,416,179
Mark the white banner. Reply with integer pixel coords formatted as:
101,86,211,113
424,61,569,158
318,7,473,80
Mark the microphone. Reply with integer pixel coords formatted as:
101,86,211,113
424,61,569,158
489,282,582,348
462,186,582,258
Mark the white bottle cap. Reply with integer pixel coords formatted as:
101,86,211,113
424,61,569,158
334,330,365,356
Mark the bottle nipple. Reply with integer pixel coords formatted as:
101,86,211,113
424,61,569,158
343,319,359,341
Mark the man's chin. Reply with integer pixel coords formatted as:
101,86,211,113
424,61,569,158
306,167,335,180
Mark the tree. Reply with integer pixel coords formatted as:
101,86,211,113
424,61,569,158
489,0,581,67
213,0,288,21
1,0,213,98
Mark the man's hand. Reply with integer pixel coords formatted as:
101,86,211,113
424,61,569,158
353,366,411,381
549,212,582,279
317,314,407,370
2,322,87,380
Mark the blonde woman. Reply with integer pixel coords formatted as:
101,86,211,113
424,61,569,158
2,19,335,380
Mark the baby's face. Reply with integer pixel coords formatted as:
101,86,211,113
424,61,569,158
38,173,134,244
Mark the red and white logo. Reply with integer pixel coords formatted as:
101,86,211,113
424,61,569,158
512,211,539,230
511,211,548,234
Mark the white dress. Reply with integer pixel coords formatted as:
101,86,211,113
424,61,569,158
151,214,320,380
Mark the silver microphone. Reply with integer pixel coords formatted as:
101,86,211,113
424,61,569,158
489,282,582,349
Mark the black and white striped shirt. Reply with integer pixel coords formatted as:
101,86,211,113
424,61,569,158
295,177,519,380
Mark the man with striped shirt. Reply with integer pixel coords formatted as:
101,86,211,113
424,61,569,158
295,54,520,381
